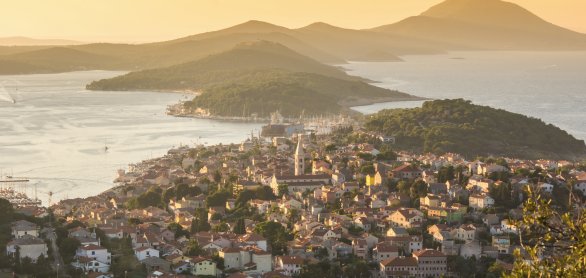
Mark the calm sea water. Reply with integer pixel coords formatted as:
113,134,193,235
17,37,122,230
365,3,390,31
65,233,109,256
0,71,261,204
349,51,586,141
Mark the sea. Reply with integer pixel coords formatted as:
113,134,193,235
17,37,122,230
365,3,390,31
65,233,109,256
0,51,585,204
0,71,262,204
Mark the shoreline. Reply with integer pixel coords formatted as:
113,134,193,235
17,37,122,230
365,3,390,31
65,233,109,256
166,96,429,123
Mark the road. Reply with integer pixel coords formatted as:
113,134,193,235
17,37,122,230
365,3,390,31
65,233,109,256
45,228,64,276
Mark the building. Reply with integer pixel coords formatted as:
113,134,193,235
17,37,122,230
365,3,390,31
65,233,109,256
72,245,112,273
270,174,330,195
373,242,399,262
191,257,218,277
134,247,160,261
275,256,304,276
11,220,39,239
469,194,495,209
6,235,48,262
412,249,448,277
379,257,418,278
295,135,305,176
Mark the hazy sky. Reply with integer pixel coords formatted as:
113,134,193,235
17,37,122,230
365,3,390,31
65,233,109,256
2,0,585,42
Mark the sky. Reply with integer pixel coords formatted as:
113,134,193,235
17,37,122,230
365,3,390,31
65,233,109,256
1,0,585,43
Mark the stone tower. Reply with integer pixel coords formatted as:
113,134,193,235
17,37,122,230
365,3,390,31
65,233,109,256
295,134,305,176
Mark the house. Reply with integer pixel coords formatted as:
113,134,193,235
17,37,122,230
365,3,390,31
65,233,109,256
6,235,48,262
391,164,422,180
135,247,160,261
460,241,482,259
191,256,218,277
72,244,112,273
220,248,242,270
239,233,268,251
142,257,171,273
386,227,408,237
453,224,477,242
492,235,511,254
388,209,424,228
251,249,272,274
275,256,304,276
412,249,447,277
379,257,418,278
75,244,111,264
11,220,39,238
385,235,423,254
573,173,586,195
373,242,399,262
469,194,495,209
310,228,338,241
352,239,368,259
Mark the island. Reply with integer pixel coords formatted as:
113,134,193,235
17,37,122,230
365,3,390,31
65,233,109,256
87,41,422,118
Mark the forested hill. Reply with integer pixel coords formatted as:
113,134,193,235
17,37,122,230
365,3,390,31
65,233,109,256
365,99,586,160
86,41,364,91
182,70,416,117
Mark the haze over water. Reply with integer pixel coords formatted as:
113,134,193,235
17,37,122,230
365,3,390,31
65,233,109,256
350,51,586,141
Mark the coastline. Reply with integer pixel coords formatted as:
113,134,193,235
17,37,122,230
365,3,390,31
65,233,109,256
165,95,428,123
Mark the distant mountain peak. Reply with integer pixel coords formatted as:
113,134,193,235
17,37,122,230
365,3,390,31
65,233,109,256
226,20,290,33
420,0,548,28
298,22,353,32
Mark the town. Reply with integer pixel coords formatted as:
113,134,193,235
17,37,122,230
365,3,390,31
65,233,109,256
1,127,585,278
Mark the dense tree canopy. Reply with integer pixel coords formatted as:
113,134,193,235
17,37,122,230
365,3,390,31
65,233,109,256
365,99,586,160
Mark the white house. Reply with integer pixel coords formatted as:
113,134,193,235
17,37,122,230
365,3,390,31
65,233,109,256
276,256,304,276
11,220,39,239
469,194,495,209
219,248,242,270
6,235,47,262
74,244,111,269
191,257,217,277
134,246,160,261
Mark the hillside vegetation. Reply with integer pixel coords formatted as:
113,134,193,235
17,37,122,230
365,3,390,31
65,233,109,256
365,99,586,160
183,70,414,117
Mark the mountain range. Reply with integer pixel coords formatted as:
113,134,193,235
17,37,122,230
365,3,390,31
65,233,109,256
1,0,585,75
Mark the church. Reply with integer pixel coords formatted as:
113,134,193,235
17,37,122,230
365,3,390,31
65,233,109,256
270,134,331,195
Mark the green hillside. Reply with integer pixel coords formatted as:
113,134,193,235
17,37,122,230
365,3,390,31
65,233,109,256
183,70,415,117
365,99,586,160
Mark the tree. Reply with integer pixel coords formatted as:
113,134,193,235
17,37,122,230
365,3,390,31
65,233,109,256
277,183,288,197
360,164,375,176
343,260,371,278
167,223,189,239
506,187,585,277
256,186,276,200
58,238,81,263
0,198,14,224
233,218,246,235
206,190,230,207
410,179,428,199
235,190,255,208
184,239,203,256
254,221,292,255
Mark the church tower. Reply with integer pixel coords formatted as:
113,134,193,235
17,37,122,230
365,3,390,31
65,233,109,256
295,134,305,176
